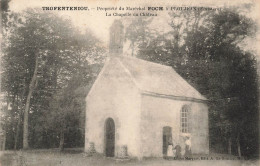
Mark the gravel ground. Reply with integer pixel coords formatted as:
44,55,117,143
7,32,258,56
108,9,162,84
0,150,258,166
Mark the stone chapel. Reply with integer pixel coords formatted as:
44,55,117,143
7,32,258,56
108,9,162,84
85,20,209,159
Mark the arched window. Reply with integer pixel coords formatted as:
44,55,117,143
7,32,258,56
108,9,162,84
181,105,190,133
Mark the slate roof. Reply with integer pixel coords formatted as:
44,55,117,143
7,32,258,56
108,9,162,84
117,56,207,101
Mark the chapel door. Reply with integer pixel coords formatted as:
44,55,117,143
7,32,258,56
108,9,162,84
163,126,172,155
105,118,115,157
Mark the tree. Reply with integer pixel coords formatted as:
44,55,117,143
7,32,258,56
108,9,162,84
43,29,105,150
125,17,155,56
2,9,106,149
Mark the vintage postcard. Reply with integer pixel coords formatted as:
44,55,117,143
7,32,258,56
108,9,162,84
0,0,259,165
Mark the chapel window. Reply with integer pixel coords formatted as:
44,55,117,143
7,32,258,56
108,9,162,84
181,105,190,133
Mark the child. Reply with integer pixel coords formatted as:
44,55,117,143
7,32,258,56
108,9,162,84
174,145,182,159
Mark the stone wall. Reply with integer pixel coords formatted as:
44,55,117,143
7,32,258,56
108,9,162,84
191,102,209,154
85,58,141,157
140,94,209,157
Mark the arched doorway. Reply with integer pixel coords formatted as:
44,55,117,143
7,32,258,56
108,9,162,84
162,126,172,155
104,118,115,157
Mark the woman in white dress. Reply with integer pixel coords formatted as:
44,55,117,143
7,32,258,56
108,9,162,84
167,137,174,157
167,144,174,157
185,136,192,157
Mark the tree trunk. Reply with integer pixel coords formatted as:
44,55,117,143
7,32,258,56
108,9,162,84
14,95,20,150
1,132,6,150
237,133,241,157
2,92,10,151
228,137,232,155
15,83,26,150
59,130,64,151
131,42,135,57
23,55,39,149
14,118,20,150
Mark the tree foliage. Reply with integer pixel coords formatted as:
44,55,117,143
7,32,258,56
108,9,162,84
1,9,106,150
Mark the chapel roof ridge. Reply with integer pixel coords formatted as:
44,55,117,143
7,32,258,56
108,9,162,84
116,55,173,70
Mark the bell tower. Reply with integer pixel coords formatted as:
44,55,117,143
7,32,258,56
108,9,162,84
109,20,124,55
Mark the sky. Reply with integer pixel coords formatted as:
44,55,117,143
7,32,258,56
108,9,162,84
8,0,260,56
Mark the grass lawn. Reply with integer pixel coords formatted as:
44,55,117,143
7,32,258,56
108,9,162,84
0,149,258,166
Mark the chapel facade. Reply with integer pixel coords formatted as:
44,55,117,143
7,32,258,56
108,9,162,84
85,20,209,159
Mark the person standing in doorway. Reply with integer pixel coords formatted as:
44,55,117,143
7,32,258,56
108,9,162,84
184,136,192,158
167,137,174,157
